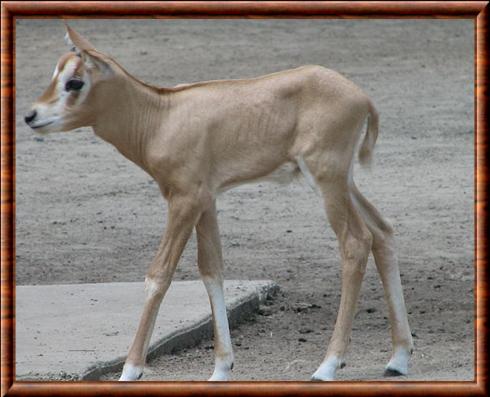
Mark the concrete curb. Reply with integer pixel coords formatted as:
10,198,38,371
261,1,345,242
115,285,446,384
82,281,278,380
16,280,279,380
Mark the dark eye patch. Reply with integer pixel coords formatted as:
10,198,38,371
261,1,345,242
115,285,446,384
65,79,84,92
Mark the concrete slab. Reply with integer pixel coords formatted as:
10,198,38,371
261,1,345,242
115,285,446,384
16,280,277,380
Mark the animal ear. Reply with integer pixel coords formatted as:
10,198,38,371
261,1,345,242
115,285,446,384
64,23,96,52
80,50,114,78
64,23,114,78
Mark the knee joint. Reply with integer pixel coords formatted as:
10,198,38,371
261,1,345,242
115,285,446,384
144,277,166,299
343,233,372,260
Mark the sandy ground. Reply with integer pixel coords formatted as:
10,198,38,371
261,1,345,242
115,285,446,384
15,19,474,381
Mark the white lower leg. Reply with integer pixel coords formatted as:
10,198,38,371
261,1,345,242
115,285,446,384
311,356,344,381
203,277,234,381
119,363,144,381
209,359,234,381
119,277,165,381
373,240,413,377
385,346,412,376
310,235,368,381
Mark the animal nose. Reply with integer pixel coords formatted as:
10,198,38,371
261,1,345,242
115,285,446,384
24,110,37,124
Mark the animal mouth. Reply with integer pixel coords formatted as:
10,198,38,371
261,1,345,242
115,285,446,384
31,121,54,129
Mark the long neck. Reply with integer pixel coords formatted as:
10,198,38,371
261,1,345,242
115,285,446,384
91,75,168,173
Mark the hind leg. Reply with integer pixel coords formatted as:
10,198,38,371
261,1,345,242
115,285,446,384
196,201,234,381
311,178,373,381
352,186,413,376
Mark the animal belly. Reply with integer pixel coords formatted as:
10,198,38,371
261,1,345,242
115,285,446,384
258,162,300,184
217,161,300,193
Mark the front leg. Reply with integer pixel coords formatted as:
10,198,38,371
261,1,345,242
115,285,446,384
196,201,234,381
119,193,204,381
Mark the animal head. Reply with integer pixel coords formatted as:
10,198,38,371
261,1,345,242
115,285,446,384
24,24,117,133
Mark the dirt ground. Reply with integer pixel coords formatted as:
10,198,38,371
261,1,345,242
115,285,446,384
15,19,474,381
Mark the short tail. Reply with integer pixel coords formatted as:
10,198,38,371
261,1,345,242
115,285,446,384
358,100,379,167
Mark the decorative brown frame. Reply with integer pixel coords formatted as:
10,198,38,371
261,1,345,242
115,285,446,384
1,1,488,396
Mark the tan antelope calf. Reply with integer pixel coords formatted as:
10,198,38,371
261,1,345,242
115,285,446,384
25,25,413,381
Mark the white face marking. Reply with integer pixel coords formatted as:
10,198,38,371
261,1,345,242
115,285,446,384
52,64,59,79
32,57,91,133
56,58,90,108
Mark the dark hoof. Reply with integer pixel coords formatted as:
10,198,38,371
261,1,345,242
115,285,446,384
310,376,324,382
384,367,404,377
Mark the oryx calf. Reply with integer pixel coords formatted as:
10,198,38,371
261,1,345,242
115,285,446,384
25,25,413,381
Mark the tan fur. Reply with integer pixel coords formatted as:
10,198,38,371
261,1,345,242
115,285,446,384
26,26,413,381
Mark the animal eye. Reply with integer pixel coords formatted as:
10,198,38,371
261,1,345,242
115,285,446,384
65,79,84,91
